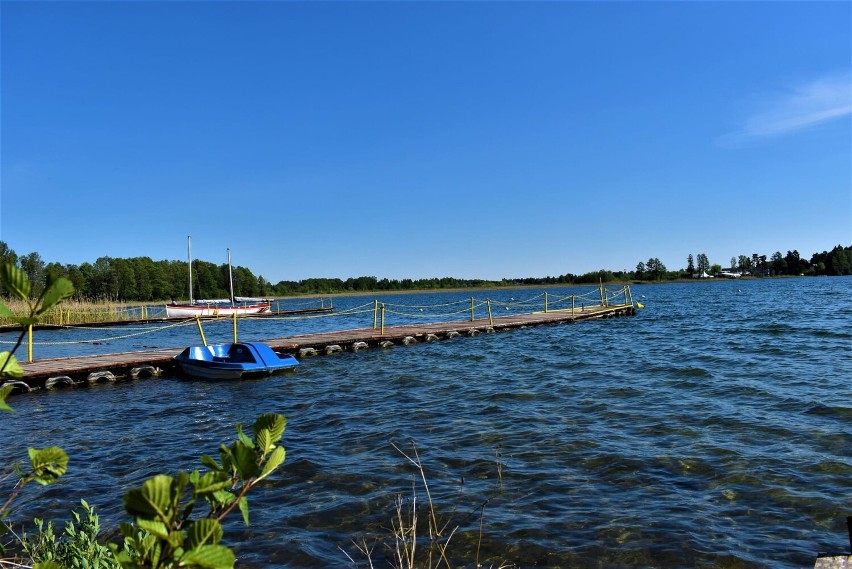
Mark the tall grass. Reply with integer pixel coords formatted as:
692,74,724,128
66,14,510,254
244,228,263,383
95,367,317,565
0,298,153,327
342,443,513,569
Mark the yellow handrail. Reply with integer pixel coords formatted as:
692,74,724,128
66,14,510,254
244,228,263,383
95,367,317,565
195,316,207,346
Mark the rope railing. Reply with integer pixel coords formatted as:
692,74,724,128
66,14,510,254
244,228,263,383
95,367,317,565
383,304,481,319
381,297,473,309
0,319,198,347
266,307,377,321
489,299,541,310
489,292,545,307
7,285,636,361
274,297,332,309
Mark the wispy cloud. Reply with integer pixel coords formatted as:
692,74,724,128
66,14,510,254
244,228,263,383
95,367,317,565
720,71,852,145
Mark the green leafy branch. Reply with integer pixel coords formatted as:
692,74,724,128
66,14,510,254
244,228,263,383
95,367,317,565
111,413,288,569
0,263,74,381
1,264,73,536
0,447,70,529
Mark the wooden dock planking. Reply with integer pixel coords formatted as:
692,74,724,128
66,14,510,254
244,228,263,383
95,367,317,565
13,303,634,391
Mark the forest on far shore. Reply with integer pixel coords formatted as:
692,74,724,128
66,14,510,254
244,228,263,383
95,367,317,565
1,241,850,302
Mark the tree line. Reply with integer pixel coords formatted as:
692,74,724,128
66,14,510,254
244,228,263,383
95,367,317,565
0,240,849,301
634,246,852,281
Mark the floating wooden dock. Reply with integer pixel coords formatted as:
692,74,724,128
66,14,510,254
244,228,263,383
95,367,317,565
10,303,635,393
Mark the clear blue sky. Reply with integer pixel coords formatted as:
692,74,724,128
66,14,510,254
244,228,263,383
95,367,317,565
2,1,850,283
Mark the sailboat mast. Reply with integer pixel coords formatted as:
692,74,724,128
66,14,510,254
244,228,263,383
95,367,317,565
187,236,193,305
228,248,235,306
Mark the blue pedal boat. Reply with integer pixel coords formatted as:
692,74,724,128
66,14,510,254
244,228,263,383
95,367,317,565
174,342,299,379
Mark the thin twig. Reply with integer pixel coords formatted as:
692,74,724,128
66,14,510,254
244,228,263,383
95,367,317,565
339,538,375,569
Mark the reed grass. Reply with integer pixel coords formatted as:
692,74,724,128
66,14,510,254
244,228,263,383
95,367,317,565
342,443,513,569
0,298,150,327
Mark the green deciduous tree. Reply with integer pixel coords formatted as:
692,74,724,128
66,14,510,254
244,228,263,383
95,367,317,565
696,253,710,276
18,252,46,298
771,251,786,275
645,258,666,280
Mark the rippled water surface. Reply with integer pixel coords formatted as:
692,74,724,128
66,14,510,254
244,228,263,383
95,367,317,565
3,278,851,568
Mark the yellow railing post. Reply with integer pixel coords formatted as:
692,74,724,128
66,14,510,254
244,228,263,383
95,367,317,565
195,316,207,346
373,299,378,330
572,294,575,319
470,297,475,321
487,299,493,326
27,324,33,363
380,303,385,335
544,292,548,313
233,312,238,343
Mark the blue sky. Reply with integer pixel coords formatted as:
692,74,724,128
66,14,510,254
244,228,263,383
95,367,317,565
2,1,850,283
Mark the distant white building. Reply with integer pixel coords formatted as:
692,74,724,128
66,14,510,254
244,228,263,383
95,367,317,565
717,269,741,279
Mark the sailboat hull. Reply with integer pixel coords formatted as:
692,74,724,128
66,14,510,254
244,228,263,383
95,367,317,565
165,303,271,318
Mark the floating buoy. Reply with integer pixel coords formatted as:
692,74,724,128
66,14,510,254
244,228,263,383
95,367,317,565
425,334,439,342
402,336,418,345
325,345,343,355
636,302,645,309
379,340,394,348
351,341,369,352
485,326,495,334
299,347,318,357
445,331,461,339
467,328,480,336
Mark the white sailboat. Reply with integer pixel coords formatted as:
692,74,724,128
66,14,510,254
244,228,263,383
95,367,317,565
165,237,272,318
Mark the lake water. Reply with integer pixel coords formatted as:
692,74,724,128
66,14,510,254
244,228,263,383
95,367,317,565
3,277,851,568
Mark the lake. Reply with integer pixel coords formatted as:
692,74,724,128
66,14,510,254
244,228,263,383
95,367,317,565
3,277,851,567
